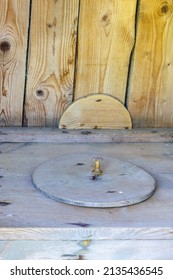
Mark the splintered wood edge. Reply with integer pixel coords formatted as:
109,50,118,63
1,128,173,143
59,94,132,129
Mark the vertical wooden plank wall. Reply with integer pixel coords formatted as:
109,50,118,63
74,0,137,103
1,0,173,128
0,0,30,126
24,0,79,127
128,0,173,127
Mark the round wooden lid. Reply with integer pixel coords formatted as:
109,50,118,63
32,154,156,208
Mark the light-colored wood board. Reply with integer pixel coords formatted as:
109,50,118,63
1,228,173,241
32,155,155,208
74,0,137,102
128,0,173,127
0,142,173,240
59,95,132,129
1,128,173,143
24,0,79,126
0,0,30,126
1,240,173,260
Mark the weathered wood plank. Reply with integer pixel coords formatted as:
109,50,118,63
1,240,173,259
0,0,30,126
1,128,173,143
24,0,79,126
0,227,173,241
74,0,137,102
128,0,173,127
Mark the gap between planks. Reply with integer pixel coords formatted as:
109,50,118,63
0,128,173,143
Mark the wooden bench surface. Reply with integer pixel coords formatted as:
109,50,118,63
0,135,173,241
1,128,173,259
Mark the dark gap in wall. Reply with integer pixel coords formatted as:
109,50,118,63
22,0,33,127
72,0,81,103
124,0,140,109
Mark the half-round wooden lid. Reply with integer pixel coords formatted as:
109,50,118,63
59,94,132,129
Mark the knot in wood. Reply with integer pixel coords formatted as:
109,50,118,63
35,88,49,101
0,41,11,52
161,4,169,13
36,90,45,97
157,1,172,17
101,10,112,26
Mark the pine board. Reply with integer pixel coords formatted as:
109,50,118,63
24,0,79,126
0,0,30,126
74,0,137,102
128,0,173,127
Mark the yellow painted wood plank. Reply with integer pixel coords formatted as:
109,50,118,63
74,0,137,102
59,94,132,129
25,0,79,126
128,0,173,127
0,0,30,126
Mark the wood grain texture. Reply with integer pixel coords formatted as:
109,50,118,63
0,142,173,240
1,127,173,143
0,0,30,126
24,0,79,127
128,0,173,127
74,0,137,102
1,240,173,259
1,227,173,241
59,94,132,129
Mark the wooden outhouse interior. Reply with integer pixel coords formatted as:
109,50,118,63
1,0,173,259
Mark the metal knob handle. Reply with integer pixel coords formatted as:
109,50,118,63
92,157,103,179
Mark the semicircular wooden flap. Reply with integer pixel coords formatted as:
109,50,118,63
59,94,132,129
